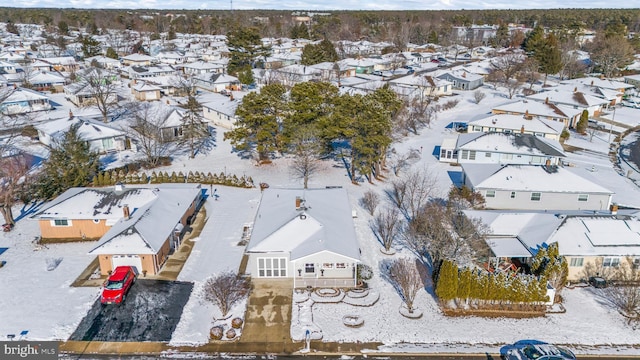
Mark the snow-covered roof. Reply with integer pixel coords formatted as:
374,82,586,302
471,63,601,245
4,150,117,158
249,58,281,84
551,215,640,257
561,76,634,91
88,183,202,255
462,164,614,194
456,132,565,158
526,89,609,108
492,99,581,119
389,73,452,88
200,92,244,117
133,81,162,92
465,210,564,257
247,188,360,261
469,113,566,135
2,87,49,103
35,116,124,142
122,53,155,61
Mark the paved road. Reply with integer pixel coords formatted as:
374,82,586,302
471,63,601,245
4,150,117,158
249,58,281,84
69,279,193,342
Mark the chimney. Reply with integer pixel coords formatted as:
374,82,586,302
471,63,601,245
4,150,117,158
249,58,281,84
230,92,234,101
573,87,577,93
600,74,605,80
545,97,549,104
295,196,302,209
611,203,618,215
520,125,525,134
69,110,73,119
590,80,594,87
123,205,130,220
545,159,551,167
462,72,466,78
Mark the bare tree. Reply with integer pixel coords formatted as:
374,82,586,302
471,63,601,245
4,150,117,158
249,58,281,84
82,67,119,122
520,57,540,91
404,201,454,273
125,102,173,168
389,257,423,313
360,190,380,215
0,154,31,227
490,52,524,86
388,167,439,220
371,207,401,252
202,271,251,318
289,127,322,189
505,77,523,99
473,90,486,104
605,257,640,327
386,148,420,176
587,34,635,78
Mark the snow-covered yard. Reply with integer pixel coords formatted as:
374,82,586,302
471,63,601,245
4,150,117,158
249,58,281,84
1,86,640,356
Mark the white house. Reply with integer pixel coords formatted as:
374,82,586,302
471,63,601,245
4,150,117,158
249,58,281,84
245,188,361,288
193,73,240,93
461,163,614,211
439,132,566,165
201,92,244,129
466,113,566,140
389,73,453,99
35,116,129,153
526,89,609,118
491,100,580,130
0,88,53,115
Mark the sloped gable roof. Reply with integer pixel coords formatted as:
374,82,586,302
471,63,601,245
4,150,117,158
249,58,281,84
247,188,360,261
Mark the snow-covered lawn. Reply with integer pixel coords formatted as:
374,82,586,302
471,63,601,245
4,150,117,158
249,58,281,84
2,86,640,355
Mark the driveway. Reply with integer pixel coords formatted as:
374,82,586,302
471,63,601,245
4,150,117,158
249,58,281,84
69,279,193,342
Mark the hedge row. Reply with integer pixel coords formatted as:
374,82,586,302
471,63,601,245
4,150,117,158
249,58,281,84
92,170,255,189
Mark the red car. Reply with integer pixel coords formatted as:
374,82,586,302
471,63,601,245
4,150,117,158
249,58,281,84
101,266,137,305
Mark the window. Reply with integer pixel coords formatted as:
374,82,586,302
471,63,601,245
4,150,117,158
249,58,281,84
570,257,584,267
336,263,346,269
461,150,469,159
486,190,496,198
531,192,541,201
485,152,492,158
473,126,482,131
257,257,287,277
468,151,476,160
578,194,589,202
440,149,447,158
603,257,620,267
305,263,315,273
322,263,333,269
52,219,70,226
510,192,516,199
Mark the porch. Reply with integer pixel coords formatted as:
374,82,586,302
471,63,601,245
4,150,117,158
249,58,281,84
293,276,358,289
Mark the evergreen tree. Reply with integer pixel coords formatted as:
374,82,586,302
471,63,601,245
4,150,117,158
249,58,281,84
58,20,69,35
427,30,438,44
493,23,510,48
179,96,210,159
36,124,101,199
290,23,310,39
457,267,472,305
522,25,545,56
227,27,270,77
80,35,102,58
105,47,118,59
224,84,287,162
435,260,458,302
536,33,563,86
284,81,338,146
576,110,589,133
300,39,338,66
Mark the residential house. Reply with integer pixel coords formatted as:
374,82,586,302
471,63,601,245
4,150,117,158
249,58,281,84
194,73,241,93
389,73,453,99
35,116,129,153
467,113,566,140
308,61,356,83
141,103,207,142
84,56,122,70
439,132,565,165
270,65,322,87
461,163,614,211
0,60,17,74
156,50,185,64
132,81,162,101
32,183,204,276
526,89,609,118
0,87,53,114
201,92,243,129
127,64,177,80
467,210,640,282
245,188,361,288
181,60,224,76
121,53,155,66
27,71,66,92
436,70,484,90
38,56,79,72
492,99,582,129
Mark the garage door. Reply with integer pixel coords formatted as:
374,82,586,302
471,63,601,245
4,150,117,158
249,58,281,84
112,255,142,274
257,257,287,277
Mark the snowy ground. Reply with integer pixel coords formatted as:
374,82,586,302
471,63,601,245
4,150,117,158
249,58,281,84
2,86,640,355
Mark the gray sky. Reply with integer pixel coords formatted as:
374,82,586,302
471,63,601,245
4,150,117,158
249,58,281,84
10,0,640,10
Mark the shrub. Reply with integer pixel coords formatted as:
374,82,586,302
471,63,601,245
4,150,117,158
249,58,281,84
210,326,224,340
231,317,244,329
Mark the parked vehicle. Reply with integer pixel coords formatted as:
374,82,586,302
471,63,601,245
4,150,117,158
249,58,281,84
622,99,640,109
101,266,137,305
372,70,384,76
503,343,576,360
589,276,607,288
